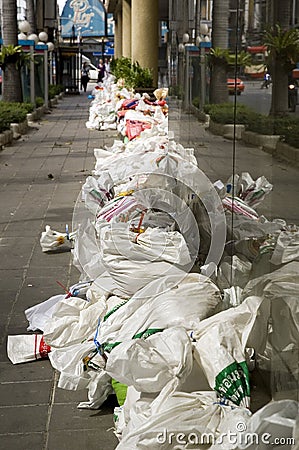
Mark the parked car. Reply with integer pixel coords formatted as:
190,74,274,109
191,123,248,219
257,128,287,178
227,77,245,95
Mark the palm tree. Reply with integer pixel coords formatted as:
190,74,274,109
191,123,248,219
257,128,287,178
1,0,23,102
209,0,230,103
266,0,297,116
265,25,299,116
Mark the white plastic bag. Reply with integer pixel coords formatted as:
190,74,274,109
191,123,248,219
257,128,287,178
96,273,221,347
40,225,76,252
192,296,264,407
7,334,51,364
105,327,193,393
25,294,65,332
117,390,251,450
237,400,298,449
43,294,107,349
270,231,299,265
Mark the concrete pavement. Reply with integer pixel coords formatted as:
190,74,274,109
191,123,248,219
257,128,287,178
0,91,119,450
0,91,298,449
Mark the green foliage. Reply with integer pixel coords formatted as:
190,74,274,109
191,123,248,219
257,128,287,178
48,84,64,99
209,48,252,68
0,44,31,70
192,97,200,108
110,57,153,89
131,61,153,88
208,47,229,66
226,50,252,68
204,103,255,125
264,25,299,71
169,85,183,99
0,101,31,132
35,97,44,107
205,103,299,147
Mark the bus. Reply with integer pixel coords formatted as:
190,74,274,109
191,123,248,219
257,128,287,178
244,45,267,79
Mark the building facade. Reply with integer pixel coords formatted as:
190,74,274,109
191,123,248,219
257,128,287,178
105,0,168,86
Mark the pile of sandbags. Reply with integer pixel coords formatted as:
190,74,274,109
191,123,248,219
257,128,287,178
7,80,298,449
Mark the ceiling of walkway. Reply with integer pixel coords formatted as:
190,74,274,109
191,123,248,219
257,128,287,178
106,0,169,20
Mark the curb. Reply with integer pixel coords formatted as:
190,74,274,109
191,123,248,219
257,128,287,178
274,141,299,165
207,119,299,167
241,130,280,152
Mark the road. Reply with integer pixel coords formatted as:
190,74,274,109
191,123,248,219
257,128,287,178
230,79,299,116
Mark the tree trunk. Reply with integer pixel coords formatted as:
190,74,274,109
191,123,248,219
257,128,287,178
1,0,23,102
270,60,289,116
269,1,292,116
210,0,230,104
26,0,36,33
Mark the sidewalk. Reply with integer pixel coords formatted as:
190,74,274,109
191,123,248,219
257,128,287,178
0,92,298,449
0,92,119,450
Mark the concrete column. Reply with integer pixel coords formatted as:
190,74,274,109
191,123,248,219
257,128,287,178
122,0,131,58
131,0,159,86
114,10,123,59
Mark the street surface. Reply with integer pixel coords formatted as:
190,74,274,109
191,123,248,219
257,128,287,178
230,79,298,116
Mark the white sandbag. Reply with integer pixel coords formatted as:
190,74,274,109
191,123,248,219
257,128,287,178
117,390,251,450
81,175,113,215
237,400,298,450
77,370,113,410
227,172,273,207
96,273,220,347
68,280,94,298
270,231,299,265
226,214,283,241
40,225,76,252
50,340,97,390
192,296,264,407
50,346,113,410
99,224,189,296
242,264,299,381
105,327,193,393
242,260,299,295
25,294,65,332
43,294,107,349
72,217,106,279
217,255,252,290
7,334,51,364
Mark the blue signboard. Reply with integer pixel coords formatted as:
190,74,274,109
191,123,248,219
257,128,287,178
93,41,114,56
107,13,114,36
61,0,107,38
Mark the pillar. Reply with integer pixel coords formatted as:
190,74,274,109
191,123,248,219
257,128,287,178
131,0,159,86
122,0,131,58
114,10,123,59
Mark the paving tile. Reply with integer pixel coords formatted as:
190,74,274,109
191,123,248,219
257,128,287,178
0,404,48,434
0,432,45,449
47,428,118,450
0,360,53,383
53,385,90,404
48,400,117,432
0,380,52,406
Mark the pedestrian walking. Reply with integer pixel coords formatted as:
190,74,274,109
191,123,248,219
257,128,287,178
81,62,90,92
104,57,111,74
97,59,106,83
261,71,271,89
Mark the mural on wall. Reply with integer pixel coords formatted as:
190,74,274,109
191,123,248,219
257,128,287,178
60,0,107,38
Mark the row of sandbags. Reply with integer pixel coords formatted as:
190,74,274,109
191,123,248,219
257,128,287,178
7,79,298,449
